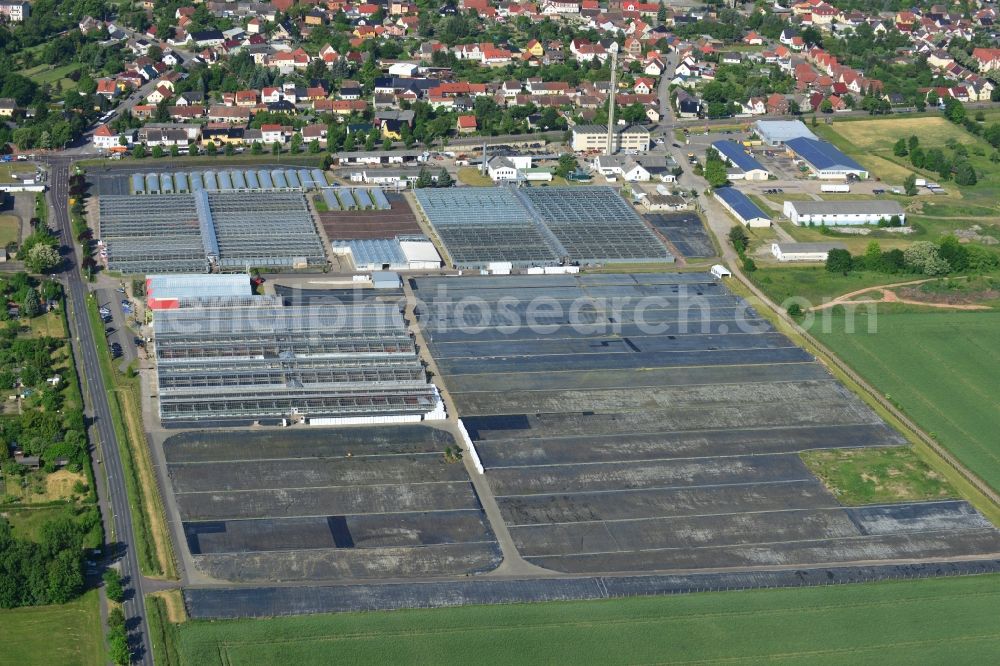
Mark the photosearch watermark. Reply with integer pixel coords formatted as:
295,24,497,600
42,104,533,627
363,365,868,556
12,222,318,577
154,284,879,340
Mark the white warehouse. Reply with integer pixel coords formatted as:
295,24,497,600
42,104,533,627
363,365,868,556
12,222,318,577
771,242,847,262
783,200,905,226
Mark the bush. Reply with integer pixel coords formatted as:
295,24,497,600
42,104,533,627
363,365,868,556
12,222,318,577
786,303,803,317
728,226,748,254
742,257,757,273
825,248,853,275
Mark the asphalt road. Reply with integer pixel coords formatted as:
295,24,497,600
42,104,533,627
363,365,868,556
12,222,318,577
44,156,152,665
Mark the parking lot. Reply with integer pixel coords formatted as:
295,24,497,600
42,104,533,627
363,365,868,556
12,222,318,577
413,273,1000,575
162,426,501,582
96,287,139,369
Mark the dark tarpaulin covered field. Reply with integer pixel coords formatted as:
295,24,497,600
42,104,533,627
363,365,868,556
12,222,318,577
413,273,1000,576
164,425,500,582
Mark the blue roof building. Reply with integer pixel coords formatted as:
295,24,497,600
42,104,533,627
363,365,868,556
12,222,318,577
713,187,771,228
711,141,769,180
785,137,868,179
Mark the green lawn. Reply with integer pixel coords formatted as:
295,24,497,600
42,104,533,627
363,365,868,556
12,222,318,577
0,590,105,666
173,575,1000,665
813,311,1000,492
801,446,955,505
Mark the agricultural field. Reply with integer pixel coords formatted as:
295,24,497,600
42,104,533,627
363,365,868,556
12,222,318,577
828,117,974,152
814,311,1000,492
0,590,105,666
172,575,1000,665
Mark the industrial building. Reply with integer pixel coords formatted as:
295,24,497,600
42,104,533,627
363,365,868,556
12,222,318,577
713,187,771,227
770,241,848,262
783,200,905,226
98,191,327,274
753,120,818,146
571,125,651,152
784,137,869,180
414,186,673,268
153,300,440,426
711,140,769,180
331,236,442,271
146,274,252,310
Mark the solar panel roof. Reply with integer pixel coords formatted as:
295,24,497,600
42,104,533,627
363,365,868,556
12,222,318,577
785,137,866,172
712,140,766,173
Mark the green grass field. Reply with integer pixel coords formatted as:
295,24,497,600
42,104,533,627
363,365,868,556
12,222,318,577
172,575,1000,665
801,446,955,505
0,213,19,246
752,267,898,306
18,63,81,91
0,590,105,666
814,311,1000,492
815,117,1000,208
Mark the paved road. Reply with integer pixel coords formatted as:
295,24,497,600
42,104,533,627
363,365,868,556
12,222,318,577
44,156,153,665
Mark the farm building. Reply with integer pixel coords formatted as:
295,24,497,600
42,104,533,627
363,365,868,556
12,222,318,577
783,200,905,226
784,137,868,180
770,242,848,262
711,141,769,180
713,187,771,227
754,120,817,146
146,274,252,309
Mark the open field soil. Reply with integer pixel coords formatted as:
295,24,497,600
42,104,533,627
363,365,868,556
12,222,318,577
412,273,1000,575
0,590,105,666
318,193,421,240
813,311,1000,493
175,574,1000,664
163,426,500,582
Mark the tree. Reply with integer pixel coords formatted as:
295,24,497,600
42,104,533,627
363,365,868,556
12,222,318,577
170,144,180,157
21,289,41,317
437,168,453,188
132,144,146,159
954,162,977,186
903,173,918,196
310,140,322,154
819,99,833,114
943,97,966,125
657,1,666,22
728,226,748,254
25,244,61,274
909,145,925,168
103,569,124,603
224,142,235,156
108,630,130,666
415,167,433,189
554,153,577,178
151,145,164,159
938,235,969,273
825,248,853,275
892,138,908,157
985,123,1000,149
862,240,882,271
742,257,757,273
703,157,728,188
107,607,125,631
251,141,263,155
290,134,303,154
205,141,217,156
271,141,282,155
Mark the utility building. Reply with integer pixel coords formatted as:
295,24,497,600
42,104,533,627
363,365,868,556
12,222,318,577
783,200,904,226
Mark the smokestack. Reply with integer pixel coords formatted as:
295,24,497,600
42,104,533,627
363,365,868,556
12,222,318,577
606,50,617,155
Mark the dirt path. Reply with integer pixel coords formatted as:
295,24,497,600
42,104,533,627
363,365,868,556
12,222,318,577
811,277,991,311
